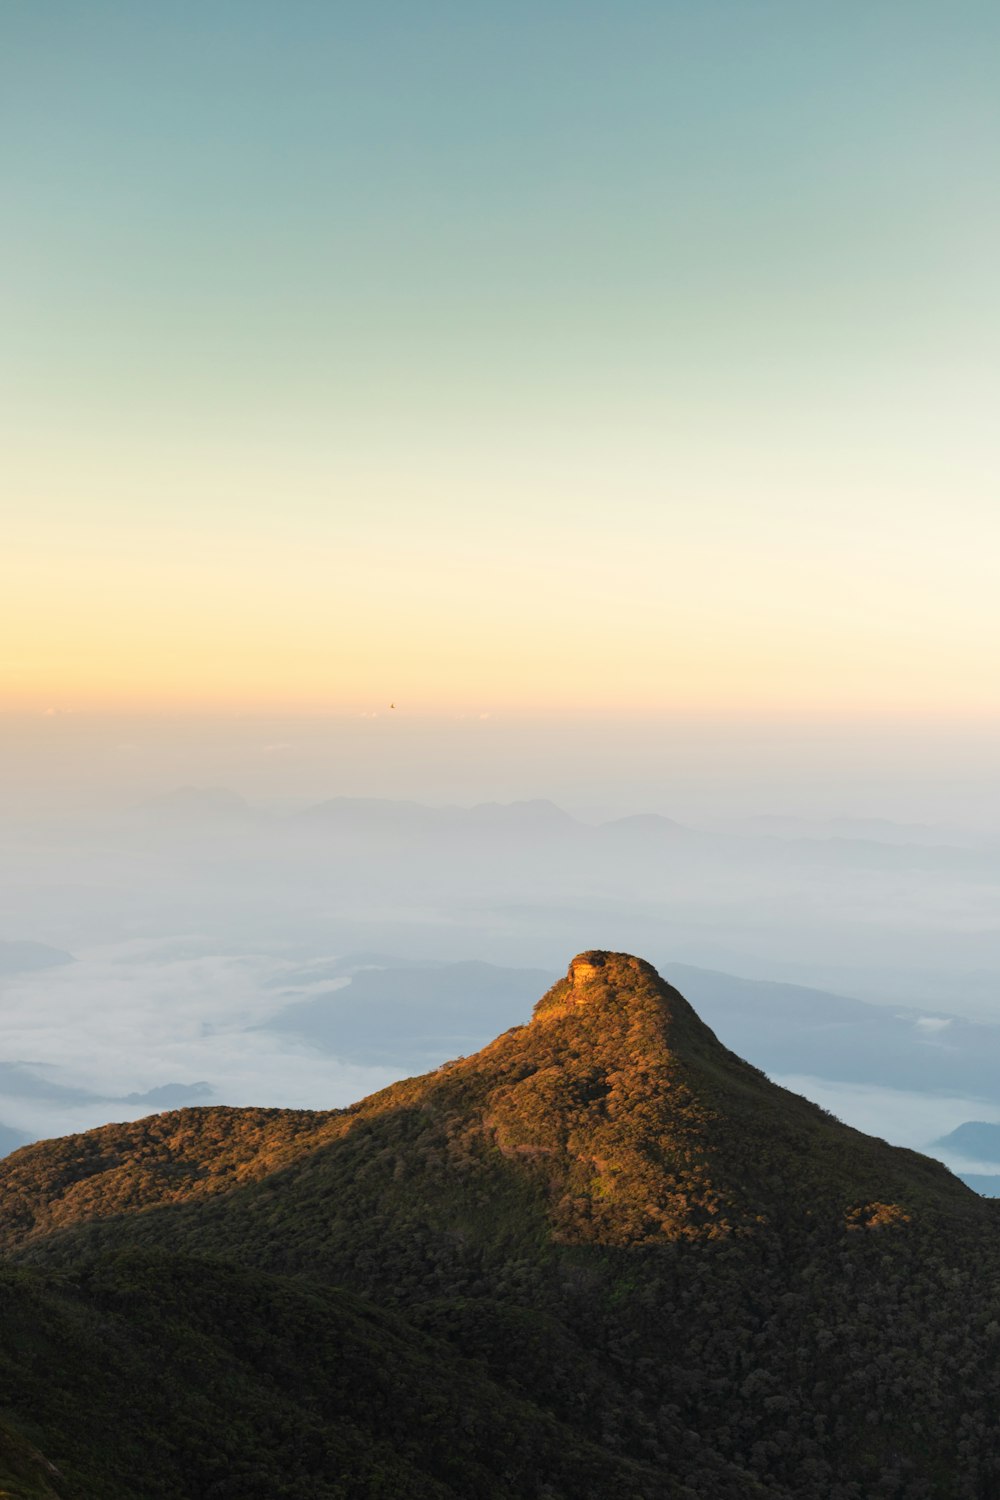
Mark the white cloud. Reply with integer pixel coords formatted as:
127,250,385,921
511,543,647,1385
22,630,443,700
772,1072,1000,1156
0,941,399,1143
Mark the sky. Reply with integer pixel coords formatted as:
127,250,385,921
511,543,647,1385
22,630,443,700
3,1,1000,723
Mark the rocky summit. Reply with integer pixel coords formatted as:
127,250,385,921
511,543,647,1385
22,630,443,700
1,954,998,1499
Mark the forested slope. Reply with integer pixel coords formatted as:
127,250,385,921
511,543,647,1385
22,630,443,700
2,953,998,1498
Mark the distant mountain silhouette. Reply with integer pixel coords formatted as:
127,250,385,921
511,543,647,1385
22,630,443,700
0,1121,28,1158
0,1065,216,1153
0,1062,102,1106
598,812,694,835
933,1120,1000,1161
263,957,558,1066
120,1082,213,1107
296,795,582,840
659,962,1000,1098
0,1062,211,1112
956,1172,1000,1197
0,942,74,976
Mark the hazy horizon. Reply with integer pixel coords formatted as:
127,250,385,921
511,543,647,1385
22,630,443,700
5,709,1000,832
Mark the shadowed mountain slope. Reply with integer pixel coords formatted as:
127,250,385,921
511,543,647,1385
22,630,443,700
3,954,1000,1500
2,1251,692,1500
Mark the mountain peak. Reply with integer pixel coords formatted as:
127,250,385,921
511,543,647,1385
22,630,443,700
0,959,996,1500
0,953,980,1271
531,950,704,1036
534,949,656,1010
568,948,651,987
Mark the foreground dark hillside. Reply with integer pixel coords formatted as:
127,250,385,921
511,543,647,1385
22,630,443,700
2,953,1000,1498
1,1252,693,1500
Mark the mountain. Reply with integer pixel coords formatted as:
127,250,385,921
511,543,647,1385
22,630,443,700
933,1120,1000,1162
119,1081,213,1107
263,957,558,1066
0,1121,29,1158
0,1062,103,1106
294,796,583,849
4,951,973,1262
956,1172,1000,1197
259,949,1000,1105
0,942,74,976
0,1064,215,1149
596,812,695,845
1,953,999,1498
660,961,1000,1099
299,796,577,829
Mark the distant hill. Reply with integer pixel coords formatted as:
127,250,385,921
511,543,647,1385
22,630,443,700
0,1062,101,1106
0,1062,211,1112
660,961,1000,1099
300,795,574,821
596,812,694,840
2,953,999,1498
120,1082,213,1107
295,796,583,844
0,1121,28,1159
260,949,1000,1102
957,1172,1000,1197
263,957,558,1066
0,1071,214,1154
933,1120,1000,1162
0,942,74,977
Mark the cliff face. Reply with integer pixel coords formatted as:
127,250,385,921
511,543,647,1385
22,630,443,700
1,955,999,1498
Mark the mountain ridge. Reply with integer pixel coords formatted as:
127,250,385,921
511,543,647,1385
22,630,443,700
0,952,981,1269
3,953,999,1498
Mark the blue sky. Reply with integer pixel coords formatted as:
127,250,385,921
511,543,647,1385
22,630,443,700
3,2,999,715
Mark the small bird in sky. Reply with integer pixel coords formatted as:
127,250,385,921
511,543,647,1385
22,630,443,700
390,703,395,709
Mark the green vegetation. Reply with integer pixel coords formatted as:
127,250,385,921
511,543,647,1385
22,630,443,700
2,951,999,1497
0,1418,65,1500
1,1252,696,1499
